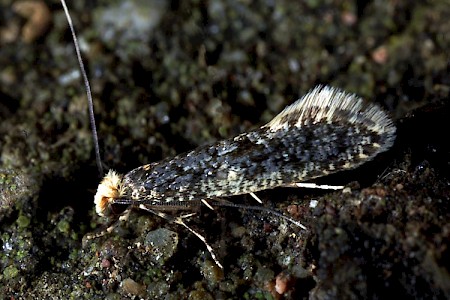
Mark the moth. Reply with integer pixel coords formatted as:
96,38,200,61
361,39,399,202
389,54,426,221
94,86,396,218
60,0,396,269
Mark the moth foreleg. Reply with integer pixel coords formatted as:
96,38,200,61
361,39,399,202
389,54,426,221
138,204,223,269
85,208,132,240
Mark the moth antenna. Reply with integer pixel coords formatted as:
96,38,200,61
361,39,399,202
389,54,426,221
60,0,103,176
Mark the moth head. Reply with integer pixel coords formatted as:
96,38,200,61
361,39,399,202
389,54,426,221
94,170,124,217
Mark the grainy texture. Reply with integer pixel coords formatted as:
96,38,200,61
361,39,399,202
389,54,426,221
95,86,395,216
0,1,449,299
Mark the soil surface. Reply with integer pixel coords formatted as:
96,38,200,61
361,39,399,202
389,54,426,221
0,0,449,299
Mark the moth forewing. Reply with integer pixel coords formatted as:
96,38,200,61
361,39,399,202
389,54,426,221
95,85,396,219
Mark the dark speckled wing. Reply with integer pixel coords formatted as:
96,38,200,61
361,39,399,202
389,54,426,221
122,121,393,204
120,86,396,204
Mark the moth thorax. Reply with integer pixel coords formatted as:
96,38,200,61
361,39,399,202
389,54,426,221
94,170,123,217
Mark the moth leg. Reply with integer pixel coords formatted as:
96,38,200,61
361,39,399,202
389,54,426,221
201,199,215,211
85,208,132,240
137,204,194,222
173,217,223,269
138,204,223,269
85,230,108,240
118,208,132,222
203,200,308,230
284,182,344,190
249,192,263,203
178,212,197,219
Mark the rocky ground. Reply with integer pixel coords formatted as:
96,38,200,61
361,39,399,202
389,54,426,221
0,0,449,299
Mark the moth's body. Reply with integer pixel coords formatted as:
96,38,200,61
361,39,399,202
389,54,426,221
95,86,396,217
59,0,395,270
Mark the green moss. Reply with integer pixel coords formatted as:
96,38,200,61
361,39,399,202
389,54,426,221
16,249,27,260
17,215,30,228
254,290,274,300
57,220,71,234
70,232,78,240
3,265,19,280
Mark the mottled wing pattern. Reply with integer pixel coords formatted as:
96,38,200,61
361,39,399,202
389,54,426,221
120,86,395,204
